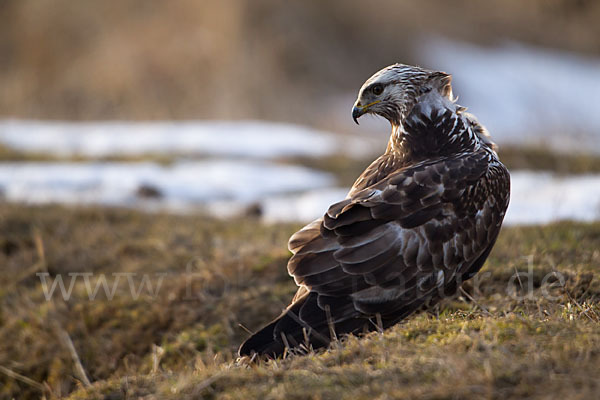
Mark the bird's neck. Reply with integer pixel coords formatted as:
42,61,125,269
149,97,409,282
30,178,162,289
386,124,408,153
386,104,481,162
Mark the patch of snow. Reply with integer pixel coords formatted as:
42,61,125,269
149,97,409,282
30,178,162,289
419,37,600,152
0,160,334,210
506,171,600,225
0,120,377,159
1,161,598,225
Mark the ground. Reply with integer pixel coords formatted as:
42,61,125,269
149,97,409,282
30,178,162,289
0,204,599,399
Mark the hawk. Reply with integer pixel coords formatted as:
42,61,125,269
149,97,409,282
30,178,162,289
239,64,511,357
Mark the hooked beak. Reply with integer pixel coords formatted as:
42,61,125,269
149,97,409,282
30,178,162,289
352,106,363,125
351,100,381,125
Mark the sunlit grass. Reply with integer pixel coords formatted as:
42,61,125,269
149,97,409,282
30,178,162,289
0,204,598,399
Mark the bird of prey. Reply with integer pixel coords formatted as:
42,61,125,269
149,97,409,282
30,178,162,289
239,64,511,357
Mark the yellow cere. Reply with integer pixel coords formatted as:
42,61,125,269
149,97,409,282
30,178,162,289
359,100,381,109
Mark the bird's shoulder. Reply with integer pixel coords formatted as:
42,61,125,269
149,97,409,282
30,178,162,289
325,148,502,235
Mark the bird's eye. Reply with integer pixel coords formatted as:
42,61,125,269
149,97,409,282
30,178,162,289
372,84,384,96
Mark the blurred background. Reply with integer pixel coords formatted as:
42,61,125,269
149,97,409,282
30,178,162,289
1,0,600,224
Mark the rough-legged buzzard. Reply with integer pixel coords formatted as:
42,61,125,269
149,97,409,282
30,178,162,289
239,64,511,357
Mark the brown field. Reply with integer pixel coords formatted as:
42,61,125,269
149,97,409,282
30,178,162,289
0,204,598,399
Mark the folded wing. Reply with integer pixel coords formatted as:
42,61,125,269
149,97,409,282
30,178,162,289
287,150,508,328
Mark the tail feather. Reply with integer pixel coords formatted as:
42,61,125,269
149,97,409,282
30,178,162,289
238,318,286,357
238,292,369,357
239,293,325,357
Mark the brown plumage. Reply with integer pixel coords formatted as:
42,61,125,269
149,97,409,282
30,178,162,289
239,64,511,357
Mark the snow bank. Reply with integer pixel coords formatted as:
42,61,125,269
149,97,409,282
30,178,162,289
0,160,334,209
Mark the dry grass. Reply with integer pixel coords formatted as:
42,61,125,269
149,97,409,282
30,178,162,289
0,203,598,399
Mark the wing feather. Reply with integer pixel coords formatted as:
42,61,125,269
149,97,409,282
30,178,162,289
286,150,509,326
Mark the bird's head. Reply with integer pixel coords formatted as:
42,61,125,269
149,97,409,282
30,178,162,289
352,64,452,126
